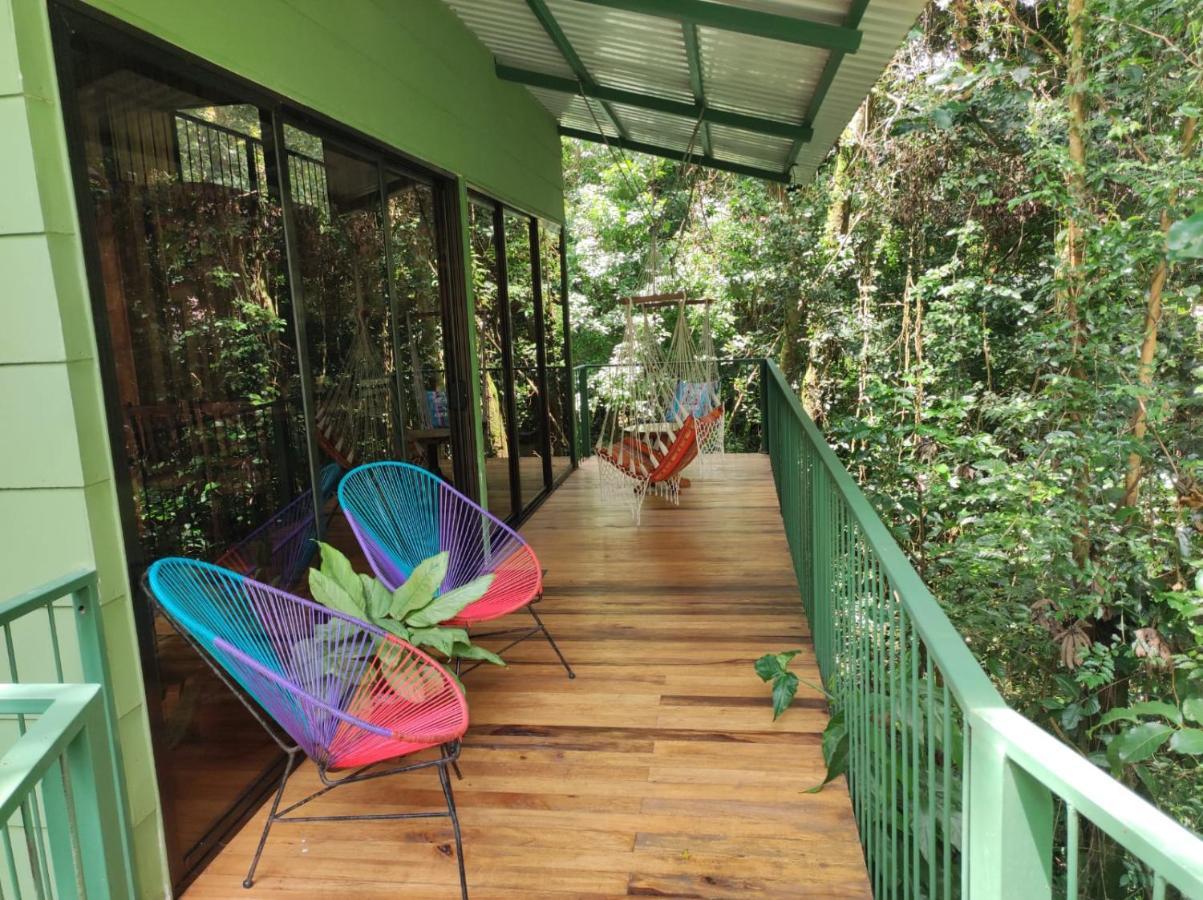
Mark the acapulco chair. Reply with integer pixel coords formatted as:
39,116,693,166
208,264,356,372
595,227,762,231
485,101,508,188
337,461,574,679
145,558,471,897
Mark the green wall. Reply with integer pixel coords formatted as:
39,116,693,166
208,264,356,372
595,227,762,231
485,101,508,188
81,0,565,222
0,1,561,896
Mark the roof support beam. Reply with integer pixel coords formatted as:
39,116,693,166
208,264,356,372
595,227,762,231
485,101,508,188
560,126,790,183
681,23,713,157
523,0,629,139
782,0,871,178
573,0,862,53
498,64,812,141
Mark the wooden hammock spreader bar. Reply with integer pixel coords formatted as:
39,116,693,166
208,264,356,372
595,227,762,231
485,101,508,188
627,292,712,308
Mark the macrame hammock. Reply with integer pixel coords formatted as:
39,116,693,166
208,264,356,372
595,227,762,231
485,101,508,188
665,295,725,465
594,289,724,524
314,311,395,469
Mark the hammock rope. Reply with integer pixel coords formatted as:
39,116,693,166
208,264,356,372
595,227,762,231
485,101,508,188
314,311,394,469
595,299,700,524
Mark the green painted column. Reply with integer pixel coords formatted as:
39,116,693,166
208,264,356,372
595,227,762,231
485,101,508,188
0,1,170,895
966,722,1054,899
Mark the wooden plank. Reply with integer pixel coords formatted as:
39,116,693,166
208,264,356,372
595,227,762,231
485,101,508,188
184,455,869,898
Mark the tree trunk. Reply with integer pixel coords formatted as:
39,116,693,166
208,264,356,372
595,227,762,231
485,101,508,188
1064,0,1091,569
1121,113,1198,508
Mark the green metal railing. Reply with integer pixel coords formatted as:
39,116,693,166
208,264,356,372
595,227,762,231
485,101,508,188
0,571,135,898
760,359,1203,900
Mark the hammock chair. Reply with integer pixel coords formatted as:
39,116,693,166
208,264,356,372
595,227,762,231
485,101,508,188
663,297,725,466
581,95,720,521
146,558,469,896
314,313,395,469
595,297,701,524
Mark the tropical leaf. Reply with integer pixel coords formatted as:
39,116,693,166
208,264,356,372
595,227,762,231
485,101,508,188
754,652,783,682
806,711,849,793
451,642,506,666
389,552,450,619
1093,701,1182,732
374,617,411,642
1182,697,1203,726
1168,728,1203,755
317,542,364,608
361,574,393,620
771,672,799,720
408,626,464,657
408,574,494,628
309,568,364,618
1167,212,1203,259
1106,723,1174,768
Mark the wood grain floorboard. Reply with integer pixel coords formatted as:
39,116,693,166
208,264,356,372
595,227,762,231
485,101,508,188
185,455,869,898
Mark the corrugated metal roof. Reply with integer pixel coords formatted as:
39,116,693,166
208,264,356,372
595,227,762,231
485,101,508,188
441,0,927,183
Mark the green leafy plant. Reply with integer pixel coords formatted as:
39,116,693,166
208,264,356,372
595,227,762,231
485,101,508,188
1092,675,1203,775
308,542,505,676
754,650,848,792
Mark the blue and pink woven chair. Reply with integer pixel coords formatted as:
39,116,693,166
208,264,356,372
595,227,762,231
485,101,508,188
146,557,470,896
337,461,574,678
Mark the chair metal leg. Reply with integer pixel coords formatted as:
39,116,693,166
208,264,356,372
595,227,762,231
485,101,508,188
442,740,463,781
528,604,574,679
244,749,298,888
437,761,468,900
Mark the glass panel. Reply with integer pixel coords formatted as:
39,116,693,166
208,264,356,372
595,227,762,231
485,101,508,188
67,37,307,870
505,213,546,510
540,223,572,482
470,202,516,517
289,131,397,470
387,172,453,482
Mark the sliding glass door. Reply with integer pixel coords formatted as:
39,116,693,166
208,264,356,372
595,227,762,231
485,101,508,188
62,32,310,880
467,200,571,519
470,201,518,517
389,172,453,480
504,212,547,510
57,12,572,888
541,223,573,483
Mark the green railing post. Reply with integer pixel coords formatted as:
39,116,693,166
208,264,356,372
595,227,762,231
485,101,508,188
70,697,129,899
966,722,1054,900
0,684,128,898
0,572,136,898
576,365,592,458
72,578,136,897
758,357,769,453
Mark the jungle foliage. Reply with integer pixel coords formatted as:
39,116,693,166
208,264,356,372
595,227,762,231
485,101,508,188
563,0,1203,838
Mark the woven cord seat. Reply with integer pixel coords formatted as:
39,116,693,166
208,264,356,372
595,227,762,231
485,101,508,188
338,461,573,677
146,557,470,896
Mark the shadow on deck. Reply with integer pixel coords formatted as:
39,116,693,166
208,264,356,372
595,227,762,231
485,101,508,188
185,454,869,898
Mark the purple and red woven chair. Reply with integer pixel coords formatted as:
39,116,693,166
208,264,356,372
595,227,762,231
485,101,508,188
146,557,470,896
337,461,574,679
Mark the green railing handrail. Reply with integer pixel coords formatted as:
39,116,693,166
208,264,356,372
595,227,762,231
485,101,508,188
761,358,1203,899
0,683,129,898
762,360,1004,714
0,570,136,897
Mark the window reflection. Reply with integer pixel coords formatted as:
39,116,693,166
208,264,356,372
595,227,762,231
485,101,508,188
506,213,547,510
69,42,308,870
540,223,572,482
289,131,398,470
388,174,453,482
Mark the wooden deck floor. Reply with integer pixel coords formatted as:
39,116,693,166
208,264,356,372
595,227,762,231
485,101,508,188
185,455,869,898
